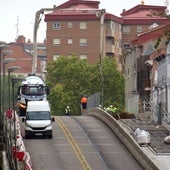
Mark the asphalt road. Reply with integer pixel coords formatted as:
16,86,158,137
20,116,143,170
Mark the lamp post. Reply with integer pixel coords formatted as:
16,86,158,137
7,66,21,167
7,66,21,109
0,42,9,158
11,76,24,170
1,58,15,166
2,57,14,112
96,9,105,107
0,42,8,127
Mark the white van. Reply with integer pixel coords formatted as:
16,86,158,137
22,101,55,139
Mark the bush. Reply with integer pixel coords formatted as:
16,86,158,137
110,111,135,120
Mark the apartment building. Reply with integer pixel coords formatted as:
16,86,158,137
124,21,170,115
45,0,123,69
121,3,169,72
45,0,169,72
121,4,168,50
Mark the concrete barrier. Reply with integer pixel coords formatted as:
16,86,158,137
86,108,159,170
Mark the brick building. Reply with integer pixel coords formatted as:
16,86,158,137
45,0,123,69
44,0,169,72
2,35,46,77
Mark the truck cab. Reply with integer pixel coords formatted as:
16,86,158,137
17,74,50,116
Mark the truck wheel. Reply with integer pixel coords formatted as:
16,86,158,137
49,134,52,139
25,131,29,139
19,108,26,116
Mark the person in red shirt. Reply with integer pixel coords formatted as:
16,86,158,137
81,96,87,113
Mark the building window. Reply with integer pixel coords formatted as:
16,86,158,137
80,39,87,46
53,39,61,45
111,21,115,30
123,43,130,49
53,22,61,30
80,54,87,60
137,25,142,33
80,22,87,29
53,54,60,60
123,25,130,34
67,22,73,28
67,39,73,45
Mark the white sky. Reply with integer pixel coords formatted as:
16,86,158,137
0,0,169,43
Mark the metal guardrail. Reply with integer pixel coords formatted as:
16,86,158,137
85,107,159,170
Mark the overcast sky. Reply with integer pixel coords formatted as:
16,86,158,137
0,0,169,43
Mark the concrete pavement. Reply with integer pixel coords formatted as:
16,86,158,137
119,116,170,170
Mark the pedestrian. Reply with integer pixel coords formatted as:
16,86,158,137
111,104,118,113
65,106,71,116
81,96,88,113
106,104,118,113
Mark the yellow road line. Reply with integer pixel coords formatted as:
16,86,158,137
55,117,91,170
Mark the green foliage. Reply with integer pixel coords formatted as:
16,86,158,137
101,57,125,109
46,56,125,115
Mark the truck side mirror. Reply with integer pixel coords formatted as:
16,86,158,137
46,86,50,95
51,117,55,122
17,86,21,95
22,117,25,122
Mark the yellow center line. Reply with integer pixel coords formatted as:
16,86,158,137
55,117,91,170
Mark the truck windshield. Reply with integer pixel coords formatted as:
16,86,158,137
21,85,45,95
26,111,51,120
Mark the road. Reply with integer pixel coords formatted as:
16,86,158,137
20,116,143,170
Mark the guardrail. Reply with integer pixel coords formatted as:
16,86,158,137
85,107,159,170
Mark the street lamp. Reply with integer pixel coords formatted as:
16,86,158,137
0,42,9,157
7,66,21,167
11,76,24,170
96,9,105,107
2,58,15,166
0,42,8,125
3,57,15,112
7,66,21,109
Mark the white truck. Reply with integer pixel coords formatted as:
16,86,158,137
22,101,54,139
17,74,50,116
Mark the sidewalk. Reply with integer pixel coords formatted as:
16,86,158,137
119,116,170,170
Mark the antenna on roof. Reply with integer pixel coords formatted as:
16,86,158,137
15,15,19,41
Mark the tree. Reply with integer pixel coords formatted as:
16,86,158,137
46,56,91,115
46,56,125,115
91,57,125,109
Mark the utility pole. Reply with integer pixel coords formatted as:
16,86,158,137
32,6,56,74
59,8,105,106
98,9,105,107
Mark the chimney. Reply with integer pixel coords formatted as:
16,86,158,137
122,9,126,13
27,39,31,43
141,1,144,5
16,35,26,44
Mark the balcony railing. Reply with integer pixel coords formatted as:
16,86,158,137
105,44,115,53
105,29,115,37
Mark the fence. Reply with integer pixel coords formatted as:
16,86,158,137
87,93,100,109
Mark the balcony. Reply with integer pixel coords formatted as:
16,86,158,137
106,29,115,37
105,44,115,53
